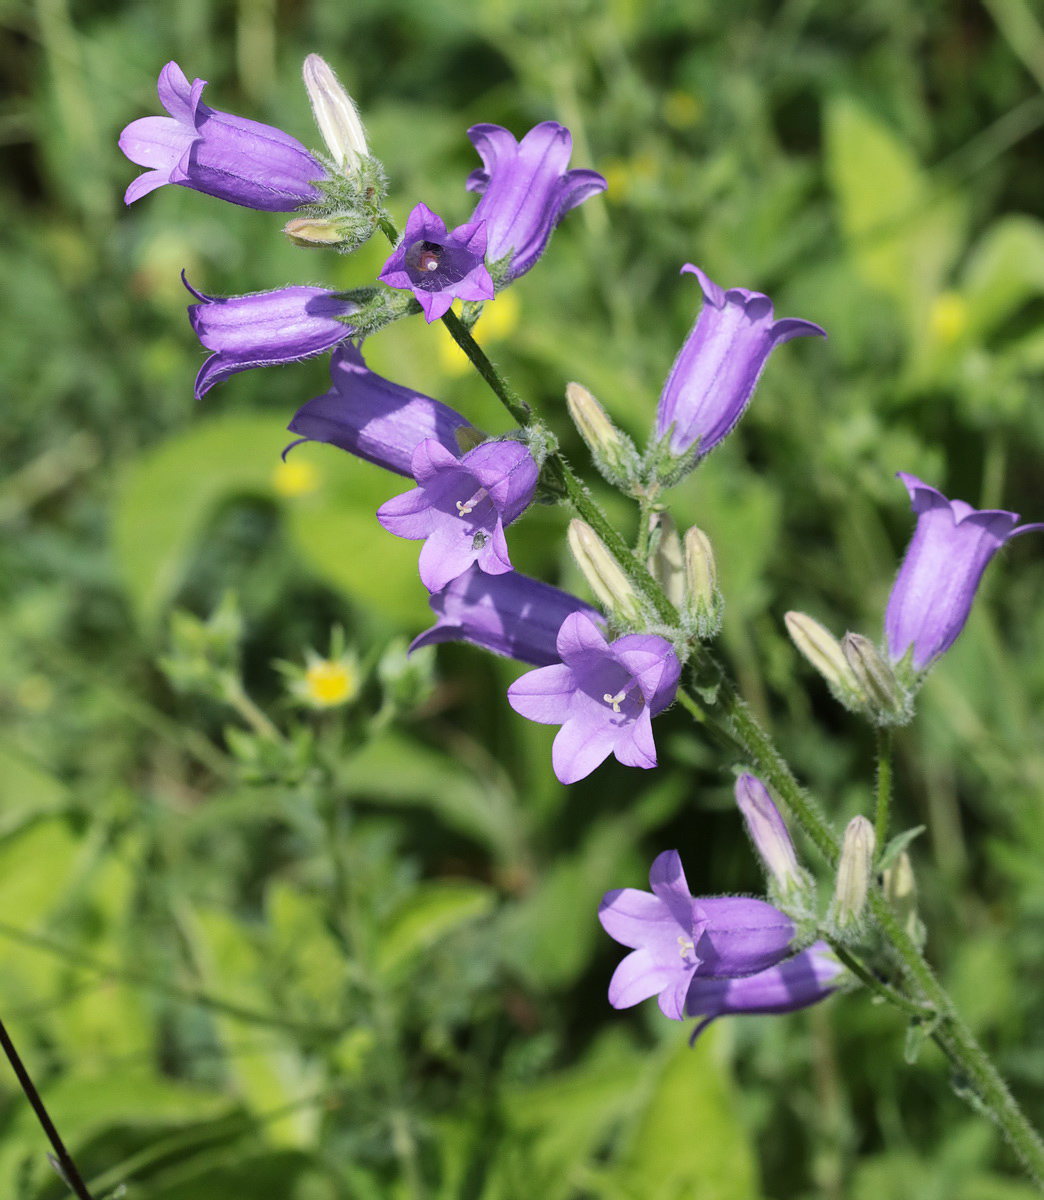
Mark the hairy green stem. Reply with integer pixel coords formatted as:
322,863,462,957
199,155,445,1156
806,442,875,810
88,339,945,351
875,728,894,852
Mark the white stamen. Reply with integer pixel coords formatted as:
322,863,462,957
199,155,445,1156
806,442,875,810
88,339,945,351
456,487,488,517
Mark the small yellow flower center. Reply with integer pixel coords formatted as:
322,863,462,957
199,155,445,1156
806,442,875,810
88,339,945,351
929,291,968,346
273,459,320,498
305,660,356,707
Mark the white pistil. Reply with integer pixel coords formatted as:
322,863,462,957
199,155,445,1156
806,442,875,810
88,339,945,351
677,935,695,959
602,689,627,713
455,487,488,517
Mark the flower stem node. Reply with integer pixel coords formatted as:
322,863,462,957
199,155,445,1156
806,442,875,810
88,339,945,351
841,634,912,726
683,525,724,640
565,382,640,489
829,816,876,936
785,612,867,712
567,519,645,628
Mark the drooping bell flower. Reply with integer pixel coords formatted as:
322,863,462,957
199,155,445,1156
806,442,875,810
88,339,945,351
598,850,797,1021
410,566,602,667
886,473,1044,673
185,276,356,398
378,203,494,322
377,439,538,593
286,344,472,475
119,62,325,210
465,122,607,282
655,265,825,458
507,612,680,784
685,941,845,1041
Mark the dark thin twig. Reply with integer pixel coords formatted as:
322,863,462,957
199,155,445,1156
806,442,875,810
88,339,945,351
0,1015,94,1200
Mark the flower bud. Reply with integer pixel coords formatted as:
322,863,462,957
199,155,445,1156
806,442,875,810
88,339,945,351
830,816,876,932
785,611,865,710
565,382,638,487
302,54,368,171
842,633,911,725
567,519,644,626
647,512,685,608
283,216,345,247
883,850,922,945
735,774,802,893
684,524,723,638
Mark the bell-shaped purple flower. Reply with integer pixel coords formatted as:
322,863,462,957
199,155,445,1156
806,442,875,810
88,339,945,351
598,850,796,1021
685,941,845,1041
185,277,356,399
465,122,607,282
886,472,1044,672
119,62,325,211
507,612,680,784
378,203,494,322
377,440,538,593
286,344,472,476
655,265,825,457
410,566,602,666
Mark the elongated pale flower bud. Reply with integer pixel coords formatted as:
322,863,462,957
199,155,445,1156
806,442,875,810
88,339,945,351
785,611,866,710
883,850,923,946
683,524,723,638
283,216,345,246
647,512,685,608
567,519,643,626
303,54,368,170
842,633,911,726
735,774,801,893
830,816,876,933
565,382,638,487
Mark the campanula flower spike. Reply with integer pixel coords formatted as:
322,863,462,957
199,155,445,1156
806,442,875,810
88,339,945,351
120,62,325,210
377,439,538,593
411,567,602,667
185,277,356,398
598,850,797,1021
465,122,607,283
685,941,846,1042
379,202,494,322
287,344,472,475
507,612,680,784
886,472,1044,675
655,265,825,460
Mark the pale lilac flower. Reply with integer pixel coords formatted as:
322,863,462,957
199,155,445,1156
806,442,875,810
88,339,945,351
655,265,825,457
599,850,796,1020
886,473,1044,672
686,941,845,1041
377,440,537,593
186,277,355,398
378,203,494,322
734,773,801,892
410,566,601,667
286,344,471,475
119,62,325,210
465,122,607,281
507,613,680,784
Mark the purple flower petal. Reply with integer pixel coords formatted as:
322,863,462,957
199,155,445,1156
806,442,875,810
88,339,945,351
885,472,1044,671
120,61,324,211
655,264,825,457
609,948,683,1011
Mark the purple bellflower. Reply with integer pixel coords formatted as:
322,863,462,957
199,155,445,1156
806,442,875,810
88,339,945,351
377,439,538,593
506,612,680,785
886,473,1044,672
119,62,325,211
465,122,607,282
655,265,825,458
286,344,472,476
410,566,602,667
378,203,494,322
734,773,802,894
685,941,845,1041
185,277,355,399
598,850,797,1021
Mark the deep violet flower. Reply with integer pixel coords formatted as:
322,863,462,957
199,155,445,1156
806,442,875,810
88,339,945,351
685,941,845,1041
377,439,538,593
286,344,471,475
120,62,325,211
465,122,607,282
655,265,825,457
185,277,355,399
506,612,680,785
598,850,796,1021
378,203,494,322
886,473,1044,672
410,566,602,667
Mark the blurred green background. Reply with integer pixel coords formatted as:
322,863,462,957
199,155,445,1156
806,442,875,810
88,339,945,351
3,0,1044,1196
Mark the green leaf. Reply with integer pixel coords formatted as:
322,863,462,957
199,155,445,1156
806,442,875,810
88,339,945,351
961,215,1044,339
377,880,497,983
878,825,926,873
